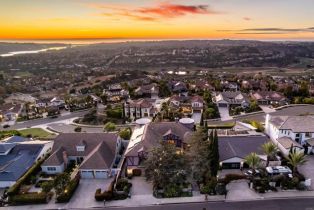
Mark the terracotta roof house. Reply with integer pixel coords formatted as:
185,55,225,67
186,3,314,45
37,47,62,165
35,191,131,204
41,133,122,179
124,122,193,168
251,91,288,106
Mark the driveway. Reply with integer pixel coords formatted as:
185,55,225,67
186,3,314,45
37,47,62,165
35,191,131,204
298,156,314,190
191,112,202,124
218,107,233,121
130,176,153,195
66,178,113,209
226,180,261,201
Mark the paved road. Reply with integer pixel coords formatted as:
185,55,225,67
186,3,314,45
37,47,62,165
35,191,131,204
0,110,89,131
76,198,314,210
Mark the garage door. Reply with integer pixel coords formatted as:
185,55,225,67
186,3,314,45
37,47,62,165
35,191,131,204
222,163,240,169
81,170,94,178
218,103,228,107
95,171,108,179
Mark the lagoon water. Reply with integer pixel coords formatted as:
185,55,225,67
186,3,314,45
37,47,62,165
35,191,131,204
0,46,67,57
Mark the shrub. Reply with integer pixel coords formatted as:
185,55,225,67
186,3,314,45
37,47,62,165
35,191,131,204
119,128,131,140
132,169,142,176
104,122,116,132
56,176,80,203
9,192,52,205
221,174,247,184
7,159,45,196
41,181,54,193
95,188,105,201
74,127,82,132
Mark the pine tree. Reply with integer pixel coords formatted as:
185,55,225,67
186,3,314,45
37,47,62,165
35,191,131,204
200,112,204,127
209,129,219,177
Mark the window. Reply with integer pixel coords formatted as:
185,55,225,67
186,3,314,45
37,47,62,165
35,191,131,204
305,133,311,138
76,146,85,152
47,167,56,171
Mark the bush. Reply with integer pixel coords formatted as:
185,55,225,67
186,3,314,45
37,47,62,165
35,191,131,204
56,176,80,203
104,122,116,132
221,174,247,184
7,159,45,196
132,169,142,176
41,181,54,193
74,127,82,132
9,192,52,205
95,188,106,201
119,128,131,140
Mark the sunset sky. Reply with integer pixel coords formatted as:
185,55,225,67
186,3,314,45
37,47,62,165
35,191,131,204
1,0,314,41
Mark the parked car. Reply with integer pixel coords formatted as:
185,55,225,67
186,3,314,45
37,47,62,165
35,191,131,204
266,166,292,177
2,124,10,129
244,169,261,176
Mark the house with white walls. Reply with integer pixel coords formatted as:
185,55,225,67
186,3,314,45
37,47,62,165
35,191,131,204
265,114,314,155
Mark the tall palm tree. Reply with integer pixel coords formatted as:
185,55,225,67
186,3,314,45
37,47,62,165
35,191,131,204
261,142,277,166
287,150,307,174
245,152,261,175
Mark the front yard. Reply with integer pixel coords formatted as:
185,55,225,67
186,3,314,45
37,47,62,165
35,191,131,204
19,128,56,139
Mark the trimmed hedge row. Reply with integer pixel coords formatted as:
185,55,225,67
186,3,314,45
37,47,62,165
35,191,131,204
56,176,80,203
7,158,45,196
9,192,53,205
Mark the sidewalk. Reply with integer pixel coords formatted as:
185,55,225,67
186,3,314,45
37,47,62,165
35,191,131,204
106,192,225,207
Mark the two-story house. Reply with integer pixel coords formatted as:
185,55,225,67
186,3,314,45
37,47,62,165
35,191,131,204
265,114,314,155
41,133,122,179
124,122,193,171
124,98,158,120
214,91,250,108
251,91,288,106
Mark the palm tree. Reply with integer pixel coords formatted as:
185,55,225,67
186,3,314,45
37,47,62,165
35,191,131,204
245,153,261,175
261,142,277,166
287,149,307,174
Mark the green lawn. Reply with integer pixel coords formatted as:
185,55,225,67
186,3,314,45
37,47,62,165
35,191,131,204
19,128,56,139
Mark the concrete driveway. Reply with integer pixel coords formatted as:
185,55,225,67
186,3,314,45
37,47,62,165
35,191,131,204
66,178,113,209
226,180,261,201
130,176,153,195
218,107,233,121
298,156,314,190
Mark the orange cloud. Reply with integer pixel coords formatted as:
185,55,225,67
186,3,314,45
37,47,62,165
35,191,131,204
243,17,252,21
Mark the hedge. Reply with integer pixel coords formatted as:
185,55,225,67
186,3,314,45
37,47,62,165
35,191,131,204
220,173,247,184
56,176,80,203
7,158,46,196
9,192,53,205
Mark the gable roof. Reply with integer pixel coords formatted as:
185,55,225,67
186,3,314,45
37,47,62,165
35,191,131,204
269,115,314,133
216,91,249,104
42,133,118,168
125,122,192,157
219,136,268,161
79,141,115,170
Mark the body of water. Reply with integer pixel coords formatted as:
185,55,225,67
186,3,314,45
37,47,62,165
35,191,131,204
0,46,67,57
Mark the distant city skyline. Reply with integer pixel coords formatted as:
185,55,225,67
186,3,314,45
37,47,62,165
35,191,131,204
1,0,314,41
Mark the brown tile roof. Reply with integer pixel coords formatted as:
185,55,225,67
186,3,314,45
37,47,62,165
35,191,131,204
42,133,118,167
277,137,302,149
125,122,192,157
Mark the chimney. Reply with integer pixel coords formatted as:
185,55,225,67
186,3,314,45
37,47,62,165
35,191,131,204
63,151,68,168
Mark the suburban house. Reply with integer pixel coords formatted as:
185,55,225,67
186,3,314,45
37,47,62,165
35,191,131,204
189,80,214,92
0,136,52,188
214,91,250,108
41,133,122,179
265,114,312,155
104,84,129,102
124,122,193,170
221,81,239,91
170,81,188,96
250,91,288,106
124,98,158,120
134,83,159,99
219,136,269,169
169,95,205,114
0,103,24,123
